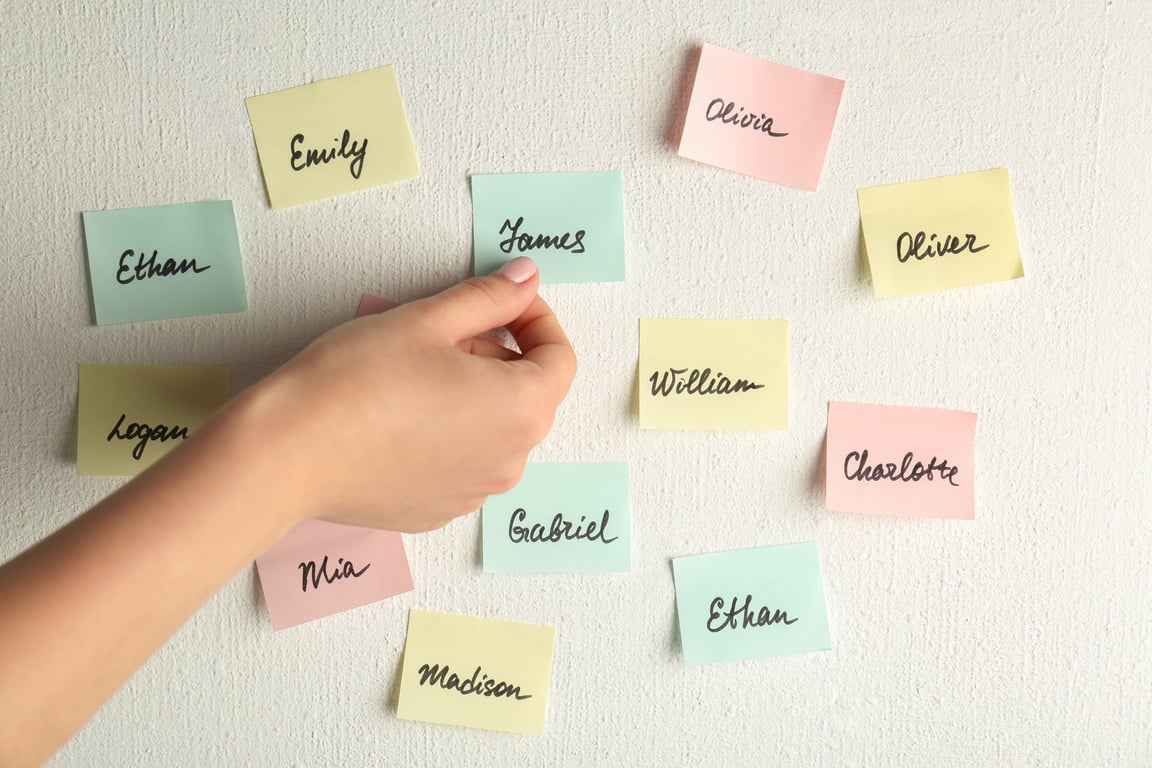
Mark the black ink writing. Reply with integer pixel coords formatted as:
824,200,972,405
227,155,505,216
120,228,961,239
116,250,211,285
895,231,990,263
106,413,189,460
843,449,960,487
416,663,532,700
705,99,788,136
507,508,619,545
290,129,368,179
707,594,798,632
297,555,371,592
648,368,765,397
498,216,586,255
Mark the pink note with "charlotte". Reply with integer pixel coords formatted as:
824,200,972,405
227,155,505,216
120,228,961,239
677,43,844,191
825,401,977,520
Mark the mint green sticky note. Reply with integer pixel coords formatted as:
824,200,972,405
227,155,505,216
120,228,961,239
83,201,248,325
471,171,625,283
482,462,630,573
672,542,831,665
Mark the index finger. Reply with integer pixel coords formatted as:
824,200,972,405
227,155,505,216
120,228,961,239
504,294,577,403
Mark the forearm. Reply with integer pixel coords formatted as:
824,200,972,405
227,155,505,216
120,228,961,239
0,384,301,768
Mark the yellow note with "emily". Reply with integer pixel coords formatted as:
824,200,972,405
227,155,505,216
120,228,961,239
245,66,419,208
858,168,1024,296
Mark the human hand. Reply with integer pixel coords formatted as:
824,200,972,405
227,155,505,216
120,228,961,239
235,256,576,533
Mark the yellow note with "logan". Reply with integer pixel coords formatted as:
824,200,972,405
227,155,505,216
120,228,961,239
77,364,231,476
858,168,1024,296
245,66,419,208
638,318,789,431
397,610,555,734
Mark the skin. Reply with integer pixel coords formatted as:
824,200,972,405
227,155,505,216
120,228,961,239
0,257,575,768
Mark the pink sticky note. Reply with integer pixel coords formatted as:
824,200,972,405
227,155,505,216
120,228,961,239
825,402,977,520
677,43,845,191
357,293,398,317
256,519,413,630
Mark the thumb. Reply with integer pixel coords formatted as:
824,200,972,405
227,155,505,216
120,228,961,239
416,257,541,341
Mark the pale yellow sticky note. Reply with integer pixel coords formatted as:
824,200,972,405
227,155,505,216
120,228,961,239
397,609,555,734
245,66,419,208
638,318,788,430
858,168,1024,296
77,364,231,476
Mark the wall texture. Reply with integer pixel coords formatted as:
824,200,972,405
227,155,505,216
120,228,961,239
2,0,1149,765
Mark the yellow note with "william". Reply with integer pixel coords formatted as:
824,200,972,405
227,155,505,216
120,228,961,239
858,168,1024,296
245,66,419,208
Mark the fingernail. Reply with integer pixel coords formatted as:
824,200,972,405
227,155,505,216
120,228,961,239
496,256,538,284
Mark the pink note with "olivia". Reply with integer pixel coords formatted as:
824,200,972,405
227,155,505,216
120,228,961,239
677,43,844,191
825,401,977,520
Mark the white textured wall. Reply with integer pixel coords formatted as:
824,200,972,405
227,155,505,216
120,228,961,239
2,0,1150,765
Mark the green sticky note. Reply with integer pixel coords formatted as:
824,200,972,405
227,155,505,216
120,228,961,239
77,364,231,476
482,463,630,573
672,542,831,665
83,201,248,325
471,171,625,283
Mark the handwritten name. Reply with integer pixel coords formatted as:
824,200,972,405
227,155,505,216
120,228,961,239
297,555,371,593
896,231,989,263
649,368,764,397
416,663,532,701
116,250,211,285
844,449,960,487
290,129,368,179
707,594,798,633
705,98,788,136
498,216,585,255
105,414,187,460
507,508,619,545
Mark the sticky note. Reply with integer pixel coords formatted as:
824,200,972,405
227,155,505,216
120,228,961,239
397,609,555,734
82,201,247,325
638,318,788,430
77,364,230,476
672,543,831,665
356,293,398,317
825,401,977,519
677,43,845,191
245,66,419,208
858,168,1024,296
471,171,625,283
254,519,412,631
481,462,630,573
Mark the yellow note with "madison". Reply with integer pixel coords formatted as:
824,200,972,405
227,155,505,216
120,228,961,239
858,168,1024,296
245,66,419,208
397,610,555,734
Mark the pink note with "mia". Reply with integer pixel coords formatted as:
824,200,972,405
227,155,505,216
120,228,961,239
677,43,844,191
825,401,977,520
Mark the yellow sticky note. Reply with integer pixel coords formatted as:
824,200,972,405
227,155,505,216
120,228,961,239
858,168,1024,296
245,66,419,208
397,609,555,734
77,364,231,476
638,318,788,430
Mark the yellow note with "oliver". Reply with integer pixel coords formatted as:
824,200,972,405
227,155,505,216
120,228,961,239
858,167,1024,296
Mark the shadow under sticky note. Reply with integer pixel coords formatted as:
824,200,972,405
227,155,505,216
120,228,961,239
825,401,977,519
638,318,788,430
76,364,231,476
245,65,420,208
82,201,247,325
255,519,413,631
481,462,630,573
471,171,625,283
858,168,1024,296
672,542,831,665
677,43,844,191
397,609,555,734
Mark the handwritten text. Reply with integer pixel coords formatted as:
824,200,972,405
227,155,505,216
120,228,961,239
106,414,188,460
290,129,368,179
707,594,798,632
416,663,532,700
844,449,960,487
